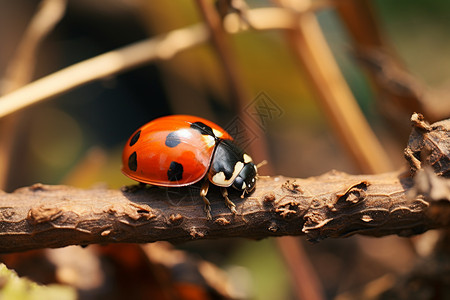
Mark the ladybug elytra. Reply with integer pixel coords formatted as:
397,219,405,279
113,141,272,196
121,115,258,219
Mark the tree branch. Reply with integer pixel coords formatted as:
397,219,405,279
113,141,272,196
0,113,448,253
0,171,447,253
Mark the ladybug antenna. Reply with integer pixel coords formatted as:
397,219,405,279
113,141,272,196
255,160,270,180
256,160,268,169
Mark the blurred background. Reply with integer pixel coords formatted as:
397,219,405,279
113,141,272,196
0,0,449,299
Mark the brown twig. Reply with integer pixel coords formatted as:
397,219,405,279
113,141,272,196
0,24,209,119
0,171,445,254
274,0,392,174
1,0,67,92
277,236,326,300
0,114,448,254
335,0,450,123
0,0,67,189
195,0,271,167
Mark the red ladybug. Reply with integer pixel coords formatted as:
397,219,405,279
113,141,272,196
122,115,258,219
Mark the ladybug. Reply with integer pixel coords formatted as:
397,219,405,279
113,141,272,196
121,115,258,219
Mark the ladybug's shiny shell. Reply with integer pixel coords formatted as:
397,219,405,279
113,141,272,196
122,115,259,219
122,115,235,187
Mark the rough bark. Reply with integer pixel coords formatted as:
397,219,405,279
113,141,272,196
0,113,448,253
0,171,446,253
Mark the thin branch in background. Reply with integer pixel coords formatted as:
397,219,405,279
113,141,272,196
1,0,67,92
277,236,326,300
223,5,328,32
195,0,270,167
274,0,392,174
0,6,312,122
0,24,209,120
0,6,446,123
333,0,385,51
0,0,67,190
335,0,450,123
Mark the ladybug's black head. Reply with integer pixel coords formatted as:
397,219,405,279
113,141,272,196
232,162,257,193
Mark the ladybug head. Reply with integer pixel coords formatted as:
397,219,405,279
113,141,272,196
232,162,257,193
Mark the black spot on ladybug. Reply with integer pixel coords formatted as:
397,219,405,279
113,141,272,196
129,130,141,147
167,161,183,181
128,152,138,171
165,131,181,148
191,122,215,137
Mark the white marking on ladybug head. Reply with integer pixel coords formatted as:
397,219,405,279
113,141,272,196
212,128,223,138
242,182,246,190
212,172,226,185
243,154,252,164
202,134,216,147
232,161,244,177
210,161,244,187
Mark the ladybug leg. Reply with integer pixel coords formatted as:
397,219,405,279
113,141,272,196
220,188,237,214
200,180,212,220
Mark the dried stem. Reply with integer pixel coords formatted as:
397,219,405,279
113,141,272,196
274,0,392,174
0,24,208,119
0,5,446,125
194,0,271,167
0,0,67,189
335,0,450,122
1,0,67,92
276,236,326,300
